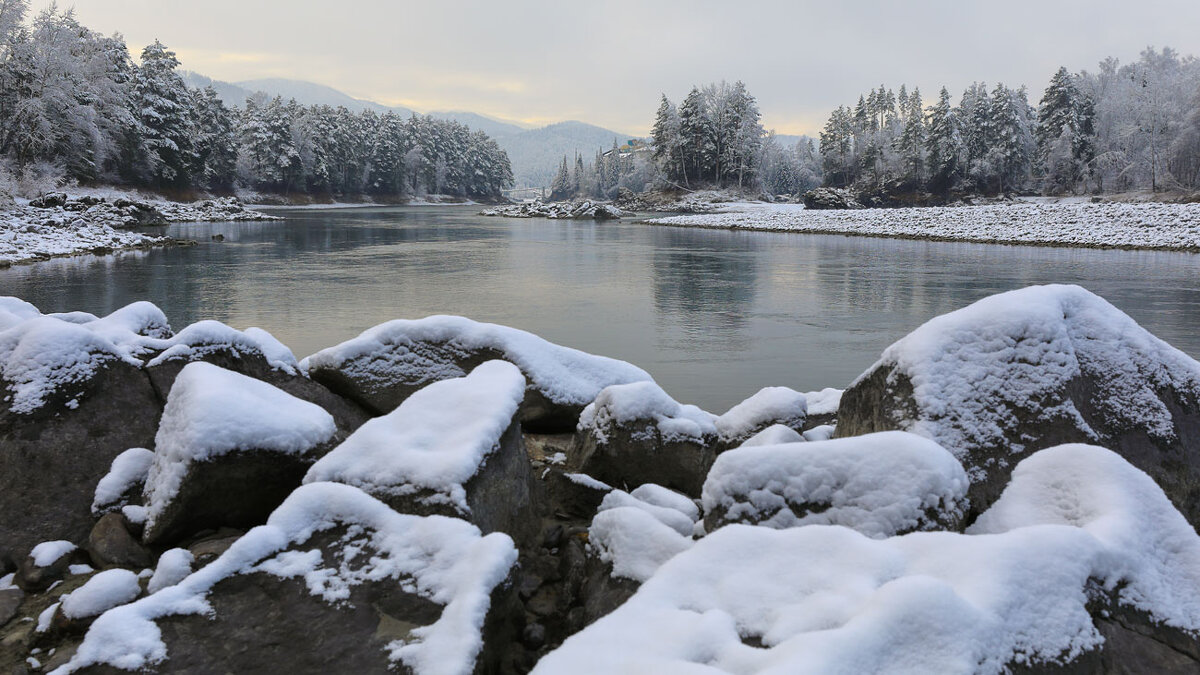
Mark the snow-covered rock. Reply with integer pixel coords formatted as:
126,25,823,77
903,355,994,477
60,568,141,620
0,306,165,558
147,549,194,595
302,314,651,431
802,387,842,427
142,362,338,545
739,423,805,447
58,482,520,675
305,360,541,544
539,445,1200,673
702,431,969,537
715,386,807,448
92,448,155,515
837,284,1200,523
573,381,718,496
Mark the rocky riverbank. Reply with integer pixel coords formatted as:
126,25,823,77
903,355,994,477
0,194,279,267
645,200,1200,251
481,200,631,220
2,285,1200,673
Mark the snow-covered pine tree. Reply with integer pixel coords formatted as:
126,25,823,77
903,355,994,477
925,87,963,194
132,40,192,187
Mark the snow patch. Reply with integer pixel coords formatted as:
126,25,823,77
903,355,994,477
92,448,155,514
578,381,716,444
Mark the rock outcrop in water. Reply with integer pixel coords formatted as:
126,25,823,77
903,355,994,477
3,289,1200,674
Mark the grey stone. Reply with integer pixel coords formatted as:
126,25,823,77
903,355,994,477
0,358,162,559
87,513,151,570
0,588,22,627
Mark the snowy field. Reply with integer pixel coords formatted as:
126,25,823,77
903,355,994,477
645,201,1200,251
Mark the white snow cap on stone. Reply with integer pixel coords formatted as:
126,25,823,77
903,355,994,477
92,448,155,514
540,444,1200,674
702,431,969,538
740,423,805,447
0,297,41,331
299,314,651,406
0,316,140,414
143,362,336,530
715,386,807,445
802,387,843,418
865,284,1200,457
147,549,194,595
802,424,836,442
57,482,518,675
0,298,300,414
578,381,716,444
30,541,76,567
61,569,141,620
970,444,1200,629
304,360,525,513
589,484,700,582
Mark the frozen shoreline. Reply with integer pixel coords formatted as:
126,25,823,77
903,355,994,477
643,201,1200,252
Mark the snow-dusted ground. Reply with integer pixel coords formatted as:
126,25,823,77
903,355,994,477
0,193,279,266
645,201,1200,251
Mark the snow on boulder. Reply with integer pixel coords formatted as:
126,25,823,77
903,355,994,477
836,284,1200,523
589,485,700,583
58,482,520,675
740,423,805,447
142,362,337,546
305,360,541,545
573,381,718,496
0,316,142,415
300,315,652,431
803,387,843,427
147,548,194,595
714,386,807,448
0,310,163,558
92,448,155,515
538,448,1200,675
702,431,969,537
60,568,142,620
0,296,41,331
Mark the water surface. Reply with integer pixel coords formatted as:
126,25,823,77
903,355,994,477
3,205,1199,412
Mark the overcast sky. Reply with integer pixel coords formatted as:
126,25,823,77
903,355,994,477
36,0,1200,135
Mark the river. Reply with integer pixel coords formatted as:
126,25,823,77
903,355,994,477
3,205,1199,413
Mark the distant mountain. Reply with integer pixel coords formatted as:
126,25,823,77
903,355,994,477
180,73,638,189
498,121,642,188
427,111,529,138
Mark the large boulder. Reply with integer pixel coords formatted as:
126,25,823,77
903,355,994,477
836,284,1200,523
305,360,543,546
141,362,338,547
802,187,863,210
0,313,162,557
59,483,522,674
572,381,717,497
535,446,1200,674
701,431,969,536
301,315,651,432
143,320,370,439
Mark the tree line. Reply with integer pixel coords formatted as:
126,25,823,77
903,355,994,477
0,3,513,200
818,47,1200,199
648,81,821,196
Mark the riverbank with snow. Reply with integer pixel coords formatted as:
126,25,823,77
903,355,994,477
643,201,1200,251
0,194,279,267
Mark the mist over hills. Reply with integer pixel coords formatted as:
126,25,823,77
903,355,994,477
181,73,639,188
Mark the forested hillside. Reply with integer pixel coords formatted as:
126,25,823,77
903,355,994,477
818,48,1200,200
0,4,512,201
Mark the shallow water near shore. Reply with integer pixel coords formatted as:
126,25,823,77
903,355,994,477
3,204,1199,413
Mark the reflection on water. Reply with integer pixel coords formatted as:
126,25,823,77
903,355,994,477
3,205,1200,413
